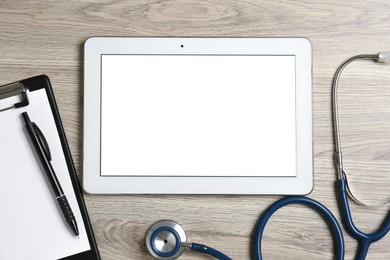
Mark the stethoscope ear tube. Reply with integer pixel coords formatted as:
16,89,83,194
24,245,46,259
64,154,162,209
253,196,345,260
332,54,379,181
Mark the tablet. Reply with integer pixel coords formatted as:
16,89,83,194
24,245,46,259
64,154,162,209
83,37,312,194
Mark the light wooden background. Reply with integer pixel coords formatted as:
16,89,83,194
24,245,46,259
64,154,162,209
1,0,390,259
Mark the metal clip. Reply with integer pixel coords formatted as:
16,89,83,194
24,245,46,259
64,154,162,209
0,81,29,112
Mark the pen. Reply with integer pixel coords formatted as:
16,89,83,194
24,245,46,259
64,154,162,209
21,112,79,238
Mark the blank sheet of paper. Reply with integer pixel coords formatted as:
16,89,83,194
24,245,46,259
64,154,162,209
0,89,90,259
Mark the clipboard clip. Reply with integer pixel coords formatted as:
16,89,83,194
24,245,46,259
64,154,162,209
0,81,29,112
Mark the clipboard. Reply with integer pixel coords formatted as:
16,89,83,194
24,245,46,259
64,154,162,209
0,75,100,260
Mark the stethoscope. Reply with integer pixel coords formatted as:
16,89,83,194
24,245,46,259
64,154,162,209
145,53,390,260
332,53,390,259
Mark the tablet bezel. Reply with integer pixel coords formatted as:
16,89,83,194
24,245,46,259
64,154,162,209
83,37,312,194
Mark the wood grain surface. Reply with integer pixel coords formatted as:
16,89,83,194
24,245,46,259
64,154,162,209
1,0,390,259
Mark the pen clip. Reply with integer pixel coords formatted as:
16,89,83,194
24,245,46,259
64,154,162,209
32,122,52,161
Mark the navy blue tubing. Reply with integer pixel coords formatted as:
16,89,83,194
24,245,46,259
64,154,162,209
155,190,390,260
191,243,232,260
338,179,390,260
253,196,345,260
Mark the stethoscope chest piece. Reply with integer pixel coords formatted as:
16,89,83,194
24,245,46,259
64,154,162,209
146,220,187,260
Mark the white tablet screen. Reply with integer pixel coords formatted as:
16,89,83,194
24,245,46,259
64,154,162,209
101,55,296,177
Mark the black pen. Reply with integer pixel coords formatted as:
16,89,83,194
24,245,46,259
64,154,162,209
21,112,79,238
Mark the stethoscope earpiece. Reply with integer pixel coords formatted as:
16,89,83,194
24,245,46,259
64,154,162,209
145,220,187,260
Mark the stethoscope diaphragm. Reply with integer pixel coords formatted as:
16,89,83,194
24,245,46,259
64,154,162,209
145,220,187,260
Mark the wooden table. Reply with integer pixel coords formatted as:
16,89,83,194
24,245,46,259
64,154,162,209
1,1,390,259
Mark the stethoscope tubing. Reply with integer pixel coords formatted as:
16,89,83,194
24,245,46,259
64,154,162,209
190,243,232,260
338,179,390,260
253,196,344,260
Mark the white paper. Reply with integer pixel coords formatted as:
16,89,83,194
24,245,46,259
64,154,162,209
0,89,90,259
101,55,297,176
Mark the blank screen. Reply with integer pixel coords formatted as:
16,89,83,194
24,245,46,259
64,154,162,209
101,55,296,176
